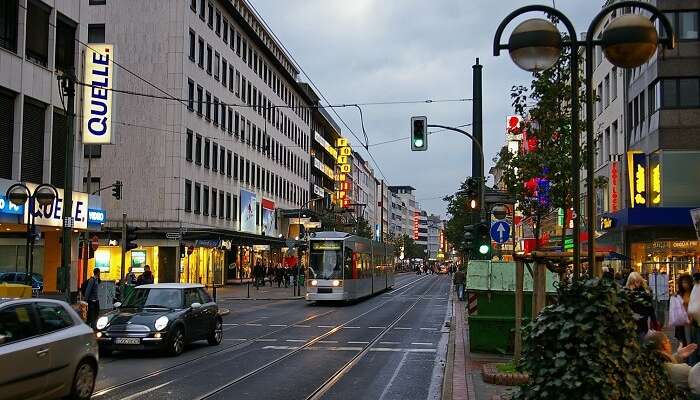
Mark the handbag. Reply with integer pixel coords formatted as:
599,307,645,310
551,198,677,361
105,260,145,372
669,295,690,327
688,284,700,323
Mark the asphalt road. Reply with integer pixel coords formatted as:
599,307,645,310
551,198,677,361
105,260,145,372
92,273,452,400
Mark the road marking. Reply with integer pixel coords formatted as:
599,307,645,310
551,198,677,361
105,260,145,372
411,342,434,346
420,327,438,331
245,323,262,326
286,339,307,342
223,323,239,326
371,348,437,353
263,345,300,350
293,325,310,328
224,338,247,341
317,340,339,344
368,326,386,329
394,327,411,330
348,341,369,344
269,324,287,327
344,326,360,329
255,338,277,342
119,380,175,400
379,341,400,345
317,325,335,328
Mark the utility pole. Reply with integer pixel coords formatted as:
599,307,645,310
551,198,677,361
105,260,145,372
121,213,127,281
58,71,76,303
472,58,484,223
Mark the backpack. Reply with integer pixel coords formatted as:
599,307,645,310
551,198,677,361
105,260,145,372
80,279,89,297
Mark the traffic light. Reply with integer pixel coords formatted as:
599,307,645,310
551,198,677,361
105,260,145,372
410,116,428,151
465,177,479,209
125,226,138,251
112,180,122,200
474,223,491,259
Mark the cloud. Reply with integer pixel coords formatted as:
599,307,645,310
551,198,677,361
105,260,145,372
250,0,599,216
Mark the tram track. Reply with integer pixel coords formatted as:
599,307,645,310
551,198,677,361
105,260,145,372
192,276,441,400
92,274,428,399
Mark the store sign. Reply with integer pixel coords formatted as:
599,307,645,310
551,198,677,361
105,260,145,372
314,132,337,159
253,245,270,251
83,44,115,144
413,211,419,240
649,154,662,206
600,216,616,230
610,161,619,212
506,115,523,139
24,184,90,230
314,158,334,179
240,189,257,234
0,195,23,215
313,184,325,198
311,241,342,251
87,208,106,224
627,152,647,208
334,137,352,208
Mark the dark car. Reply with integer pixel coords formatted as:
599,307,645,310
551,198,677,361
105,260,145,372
0,272,44,293
94,283,222,356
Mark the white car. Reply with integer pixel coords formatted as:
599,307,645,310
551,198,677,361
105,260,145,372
0,298,98,400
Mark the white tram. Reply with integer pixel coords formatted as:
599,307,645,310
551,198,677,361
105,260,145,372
305,232,396,301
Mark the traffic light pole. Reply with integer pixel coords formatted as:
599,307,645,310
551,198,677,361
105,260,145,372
58,72,76,303
427,124,485,220
121,213,127,282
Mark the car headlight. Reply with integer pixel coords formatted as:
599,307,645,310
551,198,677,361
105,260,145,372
155,316,169,331
310,279,318,286
332,280,341,287
96,316,109,330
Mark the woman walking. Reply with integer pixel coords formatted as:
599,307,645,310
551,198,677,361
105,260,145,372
674,274,694,346
626,271,658,341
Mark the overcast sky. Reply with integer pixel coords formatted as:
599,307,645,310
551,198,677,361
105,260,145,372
250,0,599,217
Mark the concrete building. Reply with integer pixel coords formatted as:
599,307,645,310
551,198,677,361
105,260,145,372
80,0,313,284
377,179,390,241
305,85,340,214
427,214,444,261
0,0,106,294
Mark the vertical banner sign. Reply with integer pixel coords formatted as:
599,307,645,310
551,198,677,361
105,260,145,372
240,189,257,233
627,151,647,208
334,137,352,208
610,161,619,212
83,45,114,144
413,211,419,240
261,199,276,236
649,152,662,206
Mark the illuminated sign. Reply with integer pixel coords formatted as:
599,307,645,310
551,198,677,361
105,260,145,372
650,153,661,206
334,137,352,208
506,115,523,139
131,250,146,272
610,161,619,212
600,216,616,230
0,195,24,215
87,208,106,224
314,132,337,159
627,152,647,208
311,241,342,251
314,158,334,179
413,211,419,240
82,44,115,144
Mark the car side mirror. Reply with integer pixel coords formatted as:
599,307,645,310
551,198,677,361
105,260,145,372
191,302,202,309
113,302,122,309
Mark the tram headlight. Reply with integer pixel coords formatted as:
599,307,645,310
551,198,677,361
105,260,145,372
332,280,341,287
310,279,318,286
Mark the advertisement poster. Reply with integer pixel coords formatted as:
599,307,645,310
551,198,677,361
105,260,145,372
240,189,257,234
131,250,147,273
95,250,110,272
262,199,275,236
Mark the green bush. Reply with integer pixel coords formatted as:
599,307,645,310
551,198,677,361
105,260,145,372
514,278,686,400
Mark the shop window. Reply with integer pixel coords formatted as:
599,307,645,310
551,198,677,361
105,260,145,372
186,129,193,161
0,0,19,53
25,0,50,67
185,180,192,212
194,183,201,214
55,16,76,73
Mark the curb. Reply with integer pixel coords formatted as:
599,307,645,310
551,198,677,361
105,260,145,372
481,363,529,386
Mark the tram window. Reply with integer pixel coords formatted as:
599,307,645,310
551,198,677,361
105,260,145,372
345,248,353,279
308,242,344,280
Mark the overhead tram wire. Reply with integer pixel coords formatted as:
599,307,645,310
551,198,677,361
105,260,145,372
367,123,473,147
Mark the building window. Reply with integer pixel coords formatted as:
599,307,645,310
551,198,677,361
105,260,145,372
242,39,247,62
196,85,203,115
199,0,205,20
220,147,225,176
194,183,201,214
227,150,232,176
219,191,225,219
189,30,196,61
212,142,218,171
236,32,241,56
604,75,610,108
223,19,228,43
215,10,221,36
220,103,226,131
229,66,235,92
25,0,50,67
55,17,76,73
190,0,196,12
679,11,699,40
679,78,700,107
241,77,247,102
195,134,202,165
221,59,227,86
185,180,192,212
214,52,220,80
205,91,211,120
187,79,195,110
204,138,210,168
213,97,219,125
186,129,193,161
225,193,231,220
198,37,204,68
207,2,213,28
211,188,217,217
227,108,233,134
206,45,212,74
0,0,19,53
234,154,239,179
203,186,209,216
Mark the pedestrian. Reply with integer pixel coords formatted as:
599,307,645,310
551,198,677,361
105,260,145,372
253,261,263,289
83,268,101,330
645,331,700,398
673,274,694,346
626,271,658,341
137,265,155,286
283,268,290,288
267,263,274,287
453,268,466,301
124,267,137,285
275,265,283,288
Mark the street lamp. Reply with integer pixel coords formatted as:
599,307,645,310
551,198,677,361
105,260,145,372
494,1,674,278
6,183,58,288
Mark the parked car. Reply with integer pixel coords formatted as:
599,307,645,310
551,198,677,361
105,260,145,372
95,283,222,356
0,298,98,400
0,272,44,293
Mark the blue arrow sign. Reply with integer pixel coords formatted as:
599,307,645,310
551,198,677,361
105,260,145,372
490,220,511,244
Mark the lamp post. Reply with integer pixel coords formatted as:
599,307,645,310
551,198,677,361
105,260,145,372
494,1,674,278
5,183,58,288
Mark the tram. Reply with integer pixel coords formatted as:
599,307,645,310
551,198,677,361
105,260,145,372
305,231,395,301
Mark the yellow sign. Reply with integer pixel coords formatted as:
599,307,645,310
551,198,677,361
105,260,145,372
334,137,352,208
627,151,647,208
651,163,661,205
600,217,615,230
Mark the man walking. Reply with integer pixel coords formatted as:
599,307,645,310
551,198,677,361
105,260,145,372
453,268,466,301
84,268,101,329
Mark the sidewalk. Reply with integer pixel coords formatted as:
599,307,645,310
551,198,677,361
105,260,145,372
444,295,514,400
210,280,306,301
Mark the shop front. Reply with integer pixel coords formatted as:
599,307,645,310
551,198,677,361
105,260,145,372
180,239,227,285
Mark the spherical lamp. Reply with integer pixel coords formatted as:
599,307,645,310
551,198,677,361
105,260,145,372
508,18,562,72
602,15,658,68
35,186,57,207
7,186,29,206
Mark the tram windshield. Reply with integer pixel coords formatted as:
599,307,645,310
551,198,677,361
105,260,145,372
309,241,344,280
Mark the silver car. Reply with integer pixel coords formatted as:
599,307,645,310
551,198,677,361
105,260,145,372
0,298,98,400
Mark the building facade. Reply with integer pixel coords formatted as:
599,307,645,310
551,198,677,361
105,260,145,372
80,0,313,285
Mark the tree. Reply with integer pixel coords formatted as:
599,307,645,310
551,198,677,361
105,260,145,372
355,216,374,240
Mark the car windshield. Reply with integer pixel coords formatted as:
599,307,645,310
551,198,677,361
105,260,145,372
122,288,183,309
308,241,343,280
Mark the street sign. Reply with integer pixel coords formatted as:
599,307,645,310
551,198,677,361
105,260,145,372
63,216,74,228
490,220,511,244
166,232,182,240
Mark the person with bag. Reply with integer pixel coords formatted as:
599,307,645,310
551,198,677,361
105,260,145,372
83,268,101,330
671,274,694,346
453,268,466,301
626,271,658,341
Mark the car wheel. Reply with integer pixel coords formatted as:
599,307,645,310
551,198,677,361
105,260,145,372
168,326,185,356
68,360,96,400
208,318,223,346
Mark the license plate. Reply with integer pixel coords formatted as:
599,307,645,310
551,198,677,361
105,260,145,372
115,337,140,345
